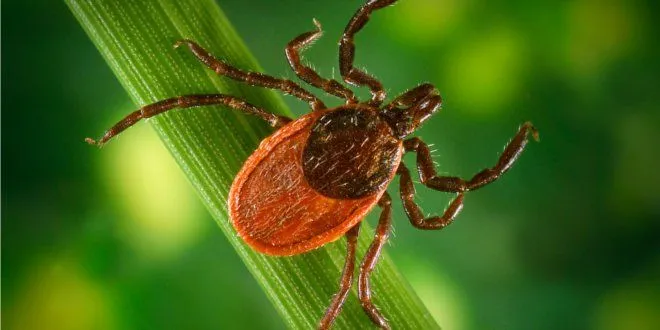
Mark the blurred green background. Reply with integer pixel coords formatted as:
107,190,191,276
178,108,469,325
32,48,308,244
3,0,659,329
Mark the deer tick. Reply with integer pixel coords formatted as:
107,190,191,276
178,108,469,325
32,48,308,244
87,0,539,328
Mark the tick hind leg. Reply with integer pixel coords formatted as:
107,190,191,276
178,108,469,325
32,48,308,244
86,94,291,147
404,122,539,194
340,0,397,106
358,192,393,330
319,223,361,330
286,20,356,104
398,163,464,229
175,40,326,111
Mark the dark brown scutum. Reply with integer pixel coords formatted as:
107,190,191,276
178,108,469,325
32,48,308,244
302,107,401,200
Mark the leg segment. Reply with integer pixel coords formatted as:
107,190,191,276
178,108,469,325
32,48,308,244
175,39,326,111
358,192,393,330
340,0,397,106
286,20,356,103
398,162,464,230
319,223,361,330
404,122,539,192
86,94,292,147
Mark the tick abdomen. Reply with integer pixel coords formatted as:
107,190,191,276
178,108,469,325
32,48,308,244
229,111,390,256
302,106,402,200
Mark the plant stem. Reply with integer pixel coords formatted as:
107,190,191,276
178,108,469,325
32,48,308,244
65,0,440,328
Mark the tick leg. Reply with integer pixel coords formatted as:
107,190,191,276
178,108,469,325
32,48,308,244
398,162,464,230
86,94,292,147
358,192,392,330
286,20,357,104
319,223,361,330
404,122,539,192
340,0,397,106
175,39,326,111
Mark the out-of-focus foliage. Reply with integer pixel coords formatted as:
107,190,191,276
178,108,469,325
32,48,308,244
2,0,659,329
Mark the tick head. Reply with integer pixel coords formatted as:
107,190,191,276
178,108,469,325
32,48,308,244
380,89,442,139
411,93,442,128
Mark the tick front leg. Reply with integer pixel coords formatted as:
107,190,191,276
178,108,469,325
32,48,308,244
340,0,397,106
319,223,361,330
404,122,539,192
358,192,392,330
398,163,464,230
86,94,291,147
175,39,326,111
286,19,356,104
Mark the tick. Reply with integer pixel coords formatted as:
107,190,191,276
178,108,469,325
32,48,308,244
87,0,539,329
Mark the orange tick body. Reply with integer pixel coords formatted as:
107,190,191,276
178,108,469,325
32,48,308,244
88,1,538,329
229,105,403,256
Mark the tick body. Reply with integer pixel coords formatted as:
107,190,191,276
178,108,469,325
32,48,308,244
88,0,538,329
230,104,403,256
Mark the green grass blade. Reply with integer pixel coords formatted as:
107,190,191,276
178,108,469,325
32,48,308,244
65,0,440,329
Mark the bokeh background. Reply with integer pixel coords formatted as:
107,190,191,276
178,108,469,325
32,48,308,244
3,0,659,329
